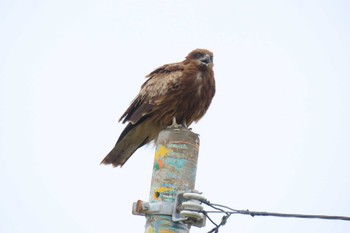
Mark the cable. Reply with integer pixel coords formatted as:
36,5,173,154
202,211,218,227
206,212,232,233
236,209,350,221
200,201,350,232
207,202,238,212
203,202,350,221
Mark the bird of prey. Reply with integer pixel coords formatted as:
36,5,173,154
101,48,215,167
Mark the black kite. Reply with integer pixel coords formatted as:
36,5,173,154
101,49,215,167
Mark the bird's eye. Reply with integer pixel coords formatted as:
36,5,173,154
194,53,203,59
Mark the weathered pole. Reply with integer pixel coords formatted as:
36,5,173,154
144,126,200,233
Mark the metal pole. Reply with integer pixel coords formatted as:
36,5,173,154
145,126,200,233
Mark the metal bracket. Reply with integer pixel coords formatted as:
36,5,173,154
132,200,174,216
132,190,206,228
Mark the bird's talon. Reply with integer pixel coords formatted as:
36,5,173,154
167,117,185,129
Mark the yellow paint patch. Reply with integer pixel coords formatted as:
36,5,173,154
146,225,173,233
155,145,172,160
156,187,172,193
154,186,173,199
145,226,154,233
160,230,174,233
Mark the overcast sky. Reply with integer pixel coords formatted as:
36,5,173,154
1,0,350,232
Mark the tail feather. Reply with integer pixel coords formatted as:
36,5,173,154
101,136,147,167
101,119,160,167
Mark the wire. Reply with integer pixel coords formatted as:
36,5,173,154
199,201,350,232
235,209,350,221
202,211,218,227
206,212,232,233
207,202,238,212
204,202,350,221
202,201,234,232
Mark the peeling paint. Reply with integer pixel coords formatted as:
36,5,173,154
154,186,175,200
154,158,164,171
155,187,173,193
146,216,188,233
154,145,172,171
146,226,154,233
166,158,185,171
146,128,198,232
160,230,174,233
155,145,172,160
167,143,188,149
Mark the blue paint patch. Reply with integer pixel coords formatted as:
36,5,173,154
160,183,175,189
166,158,185,171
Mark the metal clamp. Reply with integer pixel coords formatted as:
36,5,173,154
132,200,174,216
132,190,206,228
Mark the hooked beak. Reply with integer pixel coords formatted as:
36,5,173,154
200,54,213,65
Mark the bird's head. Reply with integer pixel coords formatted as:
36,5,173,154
185,49,214,68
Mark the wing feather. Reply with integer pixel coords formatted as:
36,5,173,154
119,63,184,125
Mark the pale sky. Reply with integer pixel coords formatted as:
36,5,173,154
1,0,350,232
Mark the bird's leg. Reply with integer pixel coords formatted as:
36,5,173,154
182,120,192,130
167,117,183,129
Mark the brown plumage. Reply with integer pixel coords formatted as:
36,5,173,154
101,49,216,167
